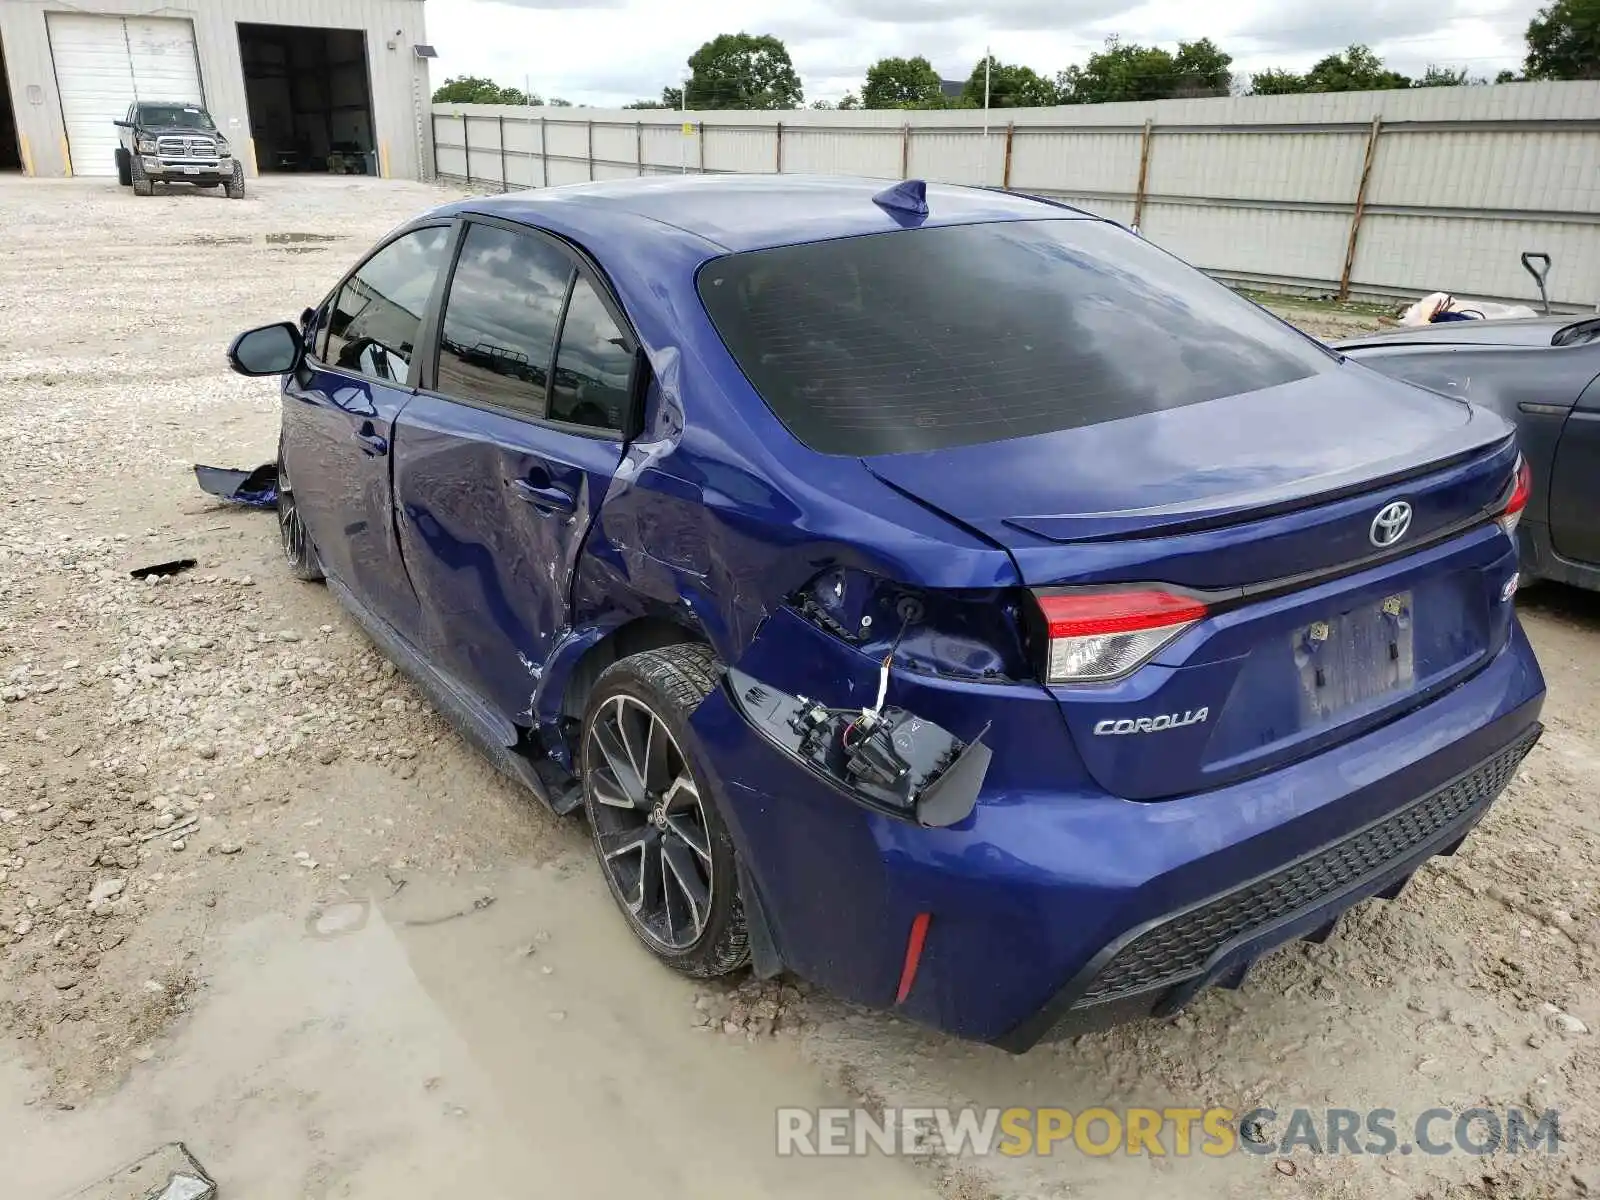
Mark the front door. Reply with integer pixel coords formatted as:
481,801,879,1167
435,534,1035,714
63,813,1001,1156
282,223,452,633
1550,376,1600,566
393,218,638,724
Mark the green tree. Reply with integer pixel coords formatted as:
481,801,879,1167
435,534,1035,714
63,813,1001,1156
1249,68,1308,95
660,86,684,108
1059,38,1176,103
1525,0,1600,78
862,55,944,108
548,97,573,106
432,76,536,104
686,32,803,109
624,98,675,109
961,55,1057,108
1495,68,1523,82
1172,38,1233,96
1303,44,1411,91
1417,64,1471,86
837,92,861,109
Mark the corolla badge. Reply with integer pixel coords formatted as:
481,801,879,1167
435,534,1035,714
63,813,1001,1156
1370,500,1413,548
1093,708,1208,736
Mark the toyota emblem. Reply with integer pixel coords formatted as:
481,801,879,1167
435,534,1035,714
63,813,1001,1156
1370,500,1413,548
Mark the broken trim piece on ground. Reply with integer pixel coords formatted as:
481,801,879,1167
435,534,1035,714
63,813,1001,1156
194,462,278,509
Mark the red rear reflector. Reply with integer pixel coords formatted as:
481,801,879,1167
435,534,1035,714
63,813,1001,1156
895,912,931,1005
1037,590,1209,637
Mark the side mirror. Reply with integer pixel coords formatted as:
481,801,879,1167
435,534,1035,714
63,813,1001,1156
228,322,304,376
113,119,133,129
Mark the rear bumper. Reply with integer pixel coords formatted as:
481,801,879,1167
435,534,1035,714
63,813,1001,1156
693,618,1545,1047
999,722,1539,1049
1519,517,1600,592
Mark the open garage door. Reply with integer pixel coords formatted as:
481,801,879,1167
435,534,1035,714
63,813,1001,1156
239,24,376,175
46,13,202,177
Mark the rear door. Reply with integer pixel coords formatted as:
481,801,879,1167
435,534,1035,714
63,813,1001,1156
283,223,453,634
1550,376,1600,565
393,217,638,722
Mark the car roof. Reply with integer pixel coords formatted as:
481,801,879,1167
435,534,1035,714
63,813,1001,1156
438,174,1090,253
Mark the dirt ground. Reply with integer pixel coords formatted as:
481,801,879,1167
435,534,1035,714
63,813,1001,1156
2,176,1598,1200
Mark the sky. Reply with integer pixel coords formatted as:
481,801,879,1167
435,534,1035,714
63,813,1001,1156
422,0,1550,107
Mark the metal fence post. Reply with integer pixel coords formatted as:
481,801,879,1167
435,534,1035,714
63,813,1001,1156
1340,116,1384,302
775,121,783,174
697,121,705,172
498,113,508,191
461,113,471,185
539,116,548,188
586,119,595,181
636,119,643,176
1132,119,1154,232
900,123,910,178
1002,122,1015,189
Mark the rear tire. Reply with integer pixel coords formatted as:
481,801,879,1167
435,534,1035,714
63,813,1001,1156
225,161,246,199
581,644,749,979
114,149,132,187
130,156,152,197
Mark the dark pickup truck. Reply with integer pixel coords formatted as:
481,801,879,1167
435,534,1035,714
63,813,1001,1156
113,101,244,198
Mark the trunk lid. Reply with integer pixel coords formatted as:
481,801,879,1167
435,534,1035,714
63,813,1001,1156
865,367,1521,800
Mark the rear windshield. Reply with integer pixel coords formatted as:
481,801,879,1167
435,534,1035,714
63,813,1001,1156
696,219,1333,456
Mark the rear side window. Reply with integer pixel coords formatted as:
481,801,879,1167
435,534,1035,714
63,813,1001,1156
550,276,634,431
324,226,450,384
697,219,1333,456
436,222,573,416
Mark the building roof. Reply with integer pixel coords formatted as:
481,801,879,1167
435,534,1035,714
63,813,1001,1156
441,173,1082,253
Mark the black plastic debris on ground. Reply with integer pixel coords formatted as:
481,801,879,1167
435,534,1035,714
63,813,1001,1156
62,1141,216,1200
194,462,278,510
130,558,197,580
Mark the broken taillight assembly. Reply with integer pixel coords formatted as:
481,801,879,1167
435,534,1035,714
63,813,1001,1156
1034,589,1208,684
1496,454,1532,538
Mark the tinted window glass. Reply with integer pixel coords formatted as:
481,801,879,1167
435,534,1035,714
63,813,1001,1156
697,219,1333,456
325,226,450,384
437,223,573,415
550,276,634,431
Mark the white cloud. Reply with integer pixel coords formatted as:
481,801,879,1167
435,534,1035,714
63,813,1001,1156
423,0,1546,107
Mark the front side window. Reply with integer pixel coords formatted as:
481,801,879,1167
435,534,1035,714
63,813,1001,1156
436,223,573,416
550,276,633,432
324,226,450,384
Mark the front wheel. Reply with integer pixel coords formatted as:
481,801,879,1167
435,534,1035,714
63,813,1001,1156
276,446,323,582
115,149,132,186
225,161,246,199
581,645,749,978
129,156,152,197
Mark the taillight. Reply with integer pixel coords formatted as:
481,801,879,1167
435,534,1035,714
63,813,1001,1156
1497,454,1532,537
1035,589,1208,683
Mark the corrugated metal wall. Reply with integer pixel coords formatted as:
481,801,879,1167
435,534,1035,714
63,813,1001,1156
0,0,430,179
434,82,1600,307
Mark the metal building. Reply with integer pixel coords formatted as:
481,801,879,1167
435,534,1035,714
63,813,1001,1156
0,0,433,180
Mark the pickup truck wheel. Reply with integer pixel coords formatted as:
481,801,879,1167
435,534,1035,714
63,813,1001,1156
115,150,132,187
129,156,153,197
225,161,246,199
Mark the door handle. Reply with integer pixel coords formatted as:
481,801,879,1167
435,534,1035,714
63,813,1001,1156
511,477,576,514
356,428,388,456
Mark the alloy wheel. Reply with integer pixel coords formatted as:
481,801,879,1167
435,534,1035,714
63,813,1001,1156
585,695,715,950
278,460,309,566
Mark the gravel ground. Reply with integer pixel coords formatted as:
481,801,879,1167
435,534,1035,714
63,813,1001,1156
2,176,1598,1200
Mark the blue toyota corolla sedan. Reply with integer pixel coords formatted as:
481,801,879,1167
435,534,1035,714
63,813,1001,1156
228,175,1545,1050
